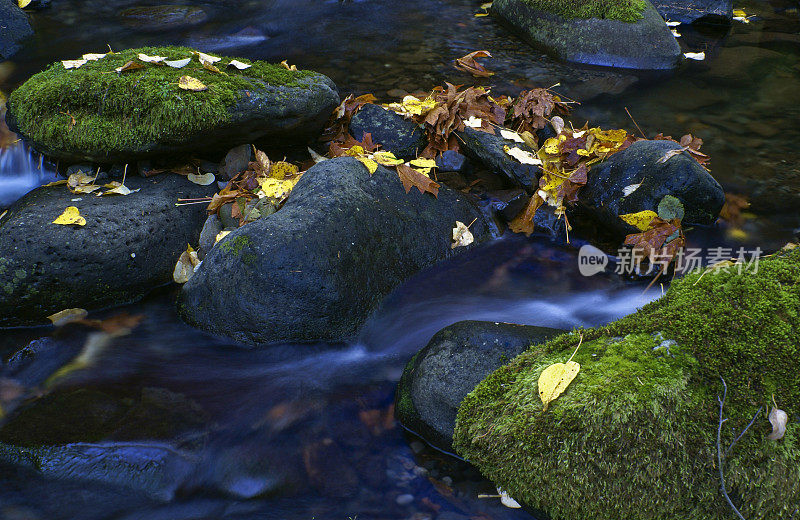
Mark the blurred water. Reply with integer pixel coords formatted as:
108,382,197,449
0,142,58,208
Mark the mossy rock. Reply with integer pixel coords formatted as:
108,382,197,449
6,46,340,164
492,0,682,69
454,247,800,519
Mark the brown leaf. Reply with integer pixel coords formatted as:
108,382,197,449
508,194,543,236
396,164,440,197
509,88,570,136
115,60,145,73
454,50,495,78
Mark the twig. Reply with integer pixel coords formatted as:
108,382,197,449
726,406,763,456
625,106,647,139
717,377,747,520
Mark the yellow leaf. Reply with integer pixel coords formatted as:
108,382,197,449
201,60,223,74
589,128,628,143
359,157,378,175
178,76,208,91
62,59,88,70
372,151,404,167
53,206,86,226
100,182,139,196
270,161,299,180
194,51,221,63
47,308,88,326
538,361,580,412
259,178,295,200
173,245,200,284
214,230,231,244
71,184,102,194
280,60,298,71
345,145,366,157
114,60,145,73
187,172,216,185
542,138,561,155
619,210,659,231
409,158,437,170
67,171,96,187
18,0,32,8
43,179,68,187
387,95,438,117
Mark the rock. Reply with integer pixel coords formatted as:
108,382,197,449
652,0,732,24
396,321,564,452
119,5,208,32
0,442,195,501
197,215,222,260
6,46,340,164
217,144,251,181
436,150,471,174
0,0,33,61
349,104,427,160
0,174,215,327
453,247,800,520
178,157,492,345
456,127,540,193
491,0,682,70
576,140,724,236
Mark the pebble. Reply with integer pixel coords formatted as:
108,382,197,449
396,493,415,506
409,441,425,454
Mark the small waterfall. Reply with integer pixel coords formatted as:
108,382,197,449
0,142,59,209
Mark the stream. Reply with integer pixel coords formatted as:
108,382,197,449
0,0,798,518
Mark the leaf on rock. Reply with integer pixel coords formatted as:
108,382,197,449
504,146,542,165
386,95,439,118
657,195,685,221
508,194,543,236
194,51,221,63
509,88,570,135
82,53,108,61
538,359,580,412
620,210,659,231
100,181,139,196
500,129,525,143
768,406,788,441
43,179,68,187
187,172,216,185
454,50,495,78
137,53,167,63
372,151,404,167
115,60,145,73
62,59,88,70
165,58,191,68
46,308,88,327
173,244,200,284
178,75,208,91
396,164,439,197
359,157,378,175
259,178,296,201
452,221,474,249
215,230,231,244
684,51,705,60
18,0,32,7
228,59,252,70
53,206,86,226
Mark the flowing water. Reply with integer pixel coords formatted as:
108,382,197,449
0,0,798,518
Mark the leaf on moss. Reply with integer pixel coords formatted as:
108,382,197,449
62,59,88,70
280,60,298,71
115,60,145,73
228,59,252,70
178,75,207,91
620,210,659,231
82,53,108,61
53,206,86,226
165,58,191,68
137,53,167,63
194,51,221,64
538,360,580,412
767,407,788,440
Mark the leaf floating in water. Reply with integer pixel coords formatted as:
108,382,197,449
53,206,86,226
454,50,495,78
452,220,474,249
767,406,788,441
165,58,191,68
684,51,706,61
178,75,208,91
115,60,145,73
187,172,216,185
46,308,88,327
228,59,252,70
62,59,88,70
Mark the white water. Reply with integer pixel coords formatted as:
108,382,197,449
0,142,59,208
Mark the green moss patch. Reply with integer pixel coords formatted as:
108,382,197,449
9,46,314,156
521,0,647,22
454,248,800,519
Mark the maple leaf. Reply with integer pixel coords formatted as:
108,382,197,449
508,88,570,136
321,93,377,144
624,217,684,264
396,164,440,197
454,50,495,78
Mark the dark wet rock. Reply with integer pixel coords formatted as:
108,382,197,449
4,337,83,387
395,320,564,452
436,150,471,174
576,140,725,236
6,47,340,164
0,175,215,327
349,104,427,160
0,441,195,501
178,157,492,345
217,144,251,181
491,0,682,70
197,215,222,260
0,0,33,61
456,127,540,193
119,5,208,32
653,0,732,24
489,188,529,222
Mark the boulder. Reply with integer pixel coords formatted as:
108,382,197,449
652,0,732,24
6,46,340,164
491,0,683,70
576,139,725,236
0,0,33,61
178,157,492,345
349,104,428,160
395,321,565,452
457,127,540,193
0,174,215,327
454,247,800,519
119,5,208,31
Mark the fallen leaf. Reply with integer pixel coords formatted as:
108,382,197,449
657,147,686,163
508,194,543,235
62,59,88,70
684,51,706,60
463,115,483,128
671,29,681,37
620,210,659,231
194,51,221,63
538,360,580,412
359,157,378,175
657,195,685,221
505,146,542,165
187,172,216,185
665,20,681,26
372,151,404,167
396,164,440,197
280,60,298,71
452,221,474,249
178,75,208,91
214,230,231,244
454,50,494,78
228,59,252,70
43,179,68,187
767,407,788,441
173,245,200,284
72,184,102,194
46,308,88,326
115,60,145,73
259,178,296,200
409,158,437,170
500,129,525,143
82,53,108,61
201,60,223,74
498,488,521,509
137,53,167,63
100,182,139,196
53,206,86,226
622,183,641,196
18,0,32,7
165,58,191,68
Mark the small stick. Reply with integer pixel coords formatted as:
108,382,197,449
175,200,211,206
625,107,647,139
717,377,748,520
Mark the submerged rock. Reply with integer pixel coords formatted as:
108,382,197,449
119,5,208,31
396,321,564,452
349,104,427,160
0,0,33,60
453,247,800,519
178,157,492,345
0,174,215,327
6,46,340,164
653,0,732,24
491,0,683,70
576,139,725,235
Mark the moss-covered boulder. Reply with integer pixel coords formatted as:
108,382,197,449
454,246,800,519
5,46,340,164
492,0,682,69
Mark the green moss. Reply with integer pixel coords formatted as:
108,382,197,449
9,46,315,156
521,0,647,22
218,233,254,259
454,248,800,519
